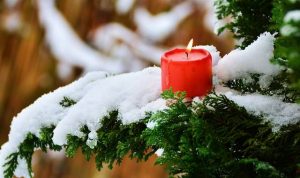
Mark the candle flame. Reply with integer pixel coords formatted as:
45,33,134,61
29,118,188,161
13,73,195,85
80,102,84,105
186,38,193,53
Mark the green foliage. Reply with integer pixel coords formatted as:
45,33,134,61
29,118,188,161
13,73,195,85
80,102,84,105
225,72,300,102
3,1,300,176
216,0,300,95
59,96,76,107
215,0,275,48
202,93,300,177
144,91,300,177
65,110,153,170
273,0,300,92
3,95,75,178
3,126,61,178
3,153,18,178
161,87,186,100
3,91,300,178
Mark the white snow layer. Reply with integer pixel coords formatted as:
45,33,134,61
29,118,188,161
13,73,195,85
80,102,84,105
53,67,164,145
0,71,109,178
225,92,300,128
216,32,281,82
281,10,300,36
280,25,298,36
194,45,221,66
0,67,165,177
155,148,164,157
134,1,192,43
37,0,126,74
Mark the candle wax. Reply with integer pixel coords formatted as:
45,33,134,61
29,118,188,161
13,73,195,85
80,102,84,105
161,48,212,97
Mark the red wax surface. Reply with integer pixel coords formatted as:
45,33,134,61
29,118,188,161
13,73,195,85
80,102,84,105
161,48,212,97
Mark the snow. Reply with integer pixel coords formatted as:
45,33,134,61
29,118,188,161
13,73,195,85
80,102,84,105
155,148,164,157
284,10,300,22
37,0,126,75
216,32,281,82
87,131,98,149
225,92,300,129
122,98,167,124
92,23,165,65
0,18,298,176
52,67,163,145
194,45,221,66
134,1,192,43
115,0,135,14
14,157,32,178
281,10,300,36
0,67,165,177
280,25,298,36
146,121,157,129
0,71,109,178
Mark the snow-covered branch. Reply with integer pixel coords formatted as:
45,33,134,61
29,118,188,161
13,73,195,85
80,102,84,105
1,31,299,178
225,92,300,129
37,0,127,76
92,23,165,65
134,1,193,43
0,67,165,178
216,32,281,82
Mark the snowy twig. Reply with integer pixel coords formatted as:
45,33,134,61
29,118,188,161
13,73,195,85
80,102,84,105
37,0,127,76
134,1,193,43
92,23,165,65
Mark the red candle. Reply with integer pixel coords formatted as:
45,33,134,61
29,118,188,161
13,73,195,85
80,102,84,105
161,40,212,97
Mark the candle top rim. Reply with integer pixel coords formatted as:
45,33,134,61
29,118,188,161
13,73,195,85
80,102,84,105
162,48,211,62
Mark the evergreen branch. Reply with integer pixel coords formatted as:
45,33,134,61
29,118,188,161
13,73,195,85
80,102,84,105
225,72,300,102
215,0,275,48
3,153,18,178
2,91,300,178
59,96,76,107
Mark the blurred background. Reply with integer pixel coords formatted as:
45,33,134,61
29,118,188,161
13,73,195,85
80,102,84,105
0,0,234,177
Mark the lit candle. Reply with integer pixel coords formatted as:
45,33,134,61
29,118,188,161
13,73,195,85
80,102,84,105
161,39,212,97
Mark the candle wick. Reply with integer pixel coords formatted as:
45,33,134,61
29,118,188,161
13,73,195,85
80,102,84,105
185,52,189,59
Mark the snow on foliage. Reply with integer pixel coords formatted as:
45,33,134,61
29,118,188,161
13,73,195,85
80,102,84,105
281,10,300,36
0,67,164,178
284,10,300,22
1,31,299,177
134,1,192,43
225,92,300,129
37,0,126,76
53,67,164,145
216,32,281,82
0,71,108,178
